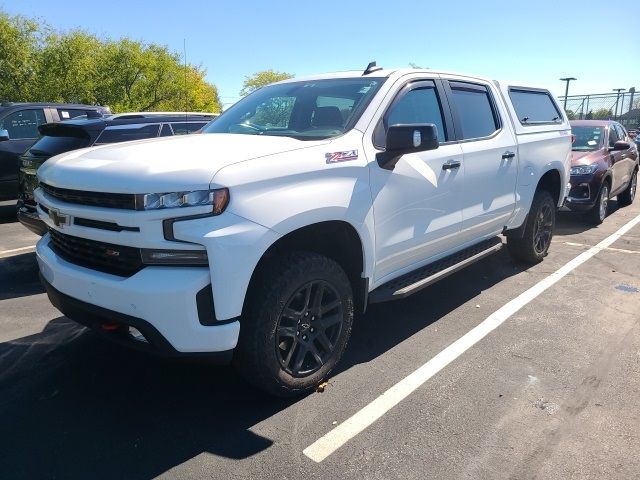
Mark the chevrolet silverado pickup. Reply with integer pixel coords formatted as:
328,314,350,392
35,65,572,396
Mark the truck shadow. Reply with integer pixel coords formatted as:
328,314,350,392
0,203,17,223
0,252,44,301
554,199,621,235
0,250,526,479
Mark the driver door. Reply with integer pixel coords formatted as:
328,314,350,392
367,80,465,283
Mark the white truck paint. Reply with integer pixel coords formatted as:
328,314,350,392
35,68,571,394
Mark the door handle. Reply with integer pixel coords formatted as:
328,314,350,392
502,151,516,160
442,159,461,170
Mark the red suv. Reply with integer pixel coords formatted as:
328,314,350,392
566,120,638,224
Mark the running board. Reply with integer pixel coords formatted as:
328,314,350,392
369,237,503,303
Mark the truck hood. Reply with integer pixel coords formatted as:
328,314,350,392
37,133,329,193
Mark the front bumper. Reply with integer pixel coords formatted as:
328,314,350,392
17,200,47,236
564,173,603,211
37,235,240,354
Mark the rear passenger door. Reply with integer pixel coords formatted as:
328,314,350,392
443,79,518,243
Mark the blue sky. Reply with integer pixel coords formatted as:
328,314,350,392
4,0,638,109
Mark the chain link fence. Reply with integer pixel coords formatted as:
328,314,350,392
559,90,639,131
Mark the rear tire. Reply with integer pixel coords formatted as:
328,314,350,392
234,252,354,397
507,190,556,264
587,182,609,225
617,169,637,207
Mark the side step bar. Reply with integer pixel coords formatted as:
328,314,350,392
369,237,503,303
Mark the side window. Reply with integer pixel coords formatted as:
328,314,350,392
170,122,206,135
160,124,173,137
94,124,161,144
509,89,562,124
58,109,88,120
608,125,620,147
384,85,447,143
0,109,46,139
449,82,499,140
614,124,626,141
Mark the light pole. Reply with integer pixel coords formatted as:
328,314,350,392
560,77,577,111
613,88,626,118
629,87,636,114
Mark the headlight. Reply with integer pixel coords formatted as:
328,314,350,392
570,164,598,175
141,249,208,265
139,188,229,214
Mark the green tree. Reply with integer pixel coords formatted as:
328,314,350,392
239,69,294,97
37,30,102,104
565,109,576,120
0,8,221,113
592,108,612,120
0,11,43,101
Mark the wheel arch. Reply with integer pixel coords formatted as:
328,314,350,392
243,220,369,316
536,168,563,206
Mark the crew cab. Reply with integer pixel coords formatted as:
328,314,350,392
34,65,571,396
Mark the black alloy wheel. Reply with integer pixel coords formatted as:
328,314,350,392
533,202,554,255
275,280,343,377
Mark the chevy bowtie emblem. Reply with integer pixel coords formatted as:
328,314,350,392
49,208,70,228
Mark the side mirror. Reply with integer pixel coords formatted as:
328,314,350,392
377,123,439,169
611,140,630,151
0,129,9,142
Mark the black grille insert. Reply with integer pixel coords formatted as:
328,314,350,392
41,183,139,210
49,229,143,277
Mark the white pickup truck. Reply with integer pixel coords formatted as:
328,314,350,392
35,65,571,396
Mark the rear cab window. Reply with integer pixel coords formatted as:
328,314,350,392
509,88,563,125
94,124,161,144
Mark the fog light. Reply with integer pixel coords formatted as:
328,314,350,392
140,249,208,265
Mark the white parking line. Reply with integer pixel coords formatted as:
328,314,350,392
303,212,640,463
559,241,640,255
0,245,36,258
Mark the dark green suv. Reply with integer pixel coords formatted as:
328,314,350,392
17,112,216,235
0,102,111,202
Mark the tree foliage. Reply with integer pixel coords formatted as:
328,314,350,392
0,10,220,113
239,69,294,97
591,108,612,120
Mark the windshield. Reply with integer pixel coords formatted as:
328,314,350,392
203,77,385,140
572,126,604,152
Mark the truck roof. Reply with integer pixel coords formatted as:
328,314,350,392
274,68,552,94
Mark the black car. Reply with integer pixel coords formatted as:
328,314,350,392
0,102,111,201
17,112,217,235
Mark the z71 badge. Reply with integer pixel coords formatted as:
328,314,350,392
325,150,358,164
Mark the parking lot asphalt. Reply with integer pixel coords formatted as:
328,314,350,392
0,201,639,480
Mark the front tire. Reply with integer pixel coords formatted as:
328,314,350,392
234,252,354,397
507,190,556,264
587,182,609,225
617,169,637,207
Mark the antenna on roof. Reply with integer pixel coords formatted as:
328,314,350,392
184,39,188,125
363,61,382,76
